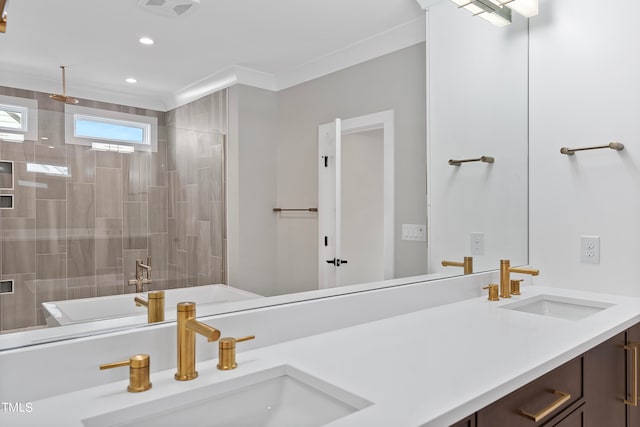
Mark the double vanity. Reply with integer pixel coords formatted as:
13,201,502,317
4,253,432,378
2,269,640,427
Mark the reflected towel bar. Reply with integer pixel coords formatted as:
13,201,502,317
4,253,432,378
448,156,494,166
273,208,318,212
560,142,624,156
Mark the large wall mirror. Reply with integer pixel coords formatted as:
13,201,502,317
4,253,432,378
0,0,528,348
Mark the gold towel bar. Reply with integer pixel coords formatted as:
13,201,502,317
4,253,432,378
273,208,318,212
560,142,624,155
448,156,494,166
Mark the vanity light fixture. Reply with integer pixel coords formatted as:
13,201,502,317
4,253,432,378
449,0,538,26
0,0,8,33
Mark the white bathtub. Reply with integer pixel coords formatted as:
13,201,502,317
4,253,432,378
42,284,263,327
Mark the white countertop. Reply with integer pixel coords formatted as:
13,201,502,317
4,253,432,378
4,286,640,427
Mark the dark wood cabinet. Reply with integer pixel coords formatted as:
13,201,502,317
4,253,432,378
451,322,640,427
628,323,640,427
476,356,583,427
549,404,585,427
584,332,626,427
450,415,475,427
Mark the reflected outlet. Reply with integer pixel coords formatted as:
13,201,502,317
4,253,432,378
470,232,485,256
580,236,600,264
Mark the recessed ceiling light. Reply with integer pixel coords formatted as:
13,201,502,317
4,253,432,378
139,37,154,45
126,78,137,84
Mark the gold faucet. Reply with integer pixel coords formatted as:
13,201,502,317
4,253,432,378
441,256,473,275
500,259,539,298
134,290,165,323
175,302,221,381
100,354,152,393
128,257,152,292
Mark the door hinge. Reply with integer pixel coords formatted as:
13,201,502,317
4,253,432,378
324,236,328,247
321,156,328,168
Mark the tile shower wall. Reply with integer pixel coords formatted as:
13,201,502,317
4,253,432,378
0,86,226,332
166,92,227,291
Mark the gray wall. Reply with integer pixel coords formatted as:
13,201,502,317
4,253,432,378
227,85,279,296
228,43,427,295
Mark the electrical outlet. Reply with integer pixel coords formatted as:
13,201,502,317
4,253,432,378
580,236,600,264
470,232,485,256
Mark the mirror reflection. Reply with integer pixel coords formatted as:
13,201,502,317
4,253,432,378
0,0,528,344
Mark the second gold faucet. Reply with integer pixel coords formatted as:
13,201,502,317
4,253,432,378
175,302,221,381
500,259,539,298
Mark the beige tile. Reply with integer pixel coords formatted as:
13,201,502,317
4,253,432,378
149,233,168,281
187,236,198,286
96,267,124,297
185,185,198,237
96,168,122,218
96,151,121,168
36,253,66,280
122,151,149,201
36,199,66,254
1,140,35,163
167,127,177,172
212,139,224,202
211,256,223,284
197,168,213,220
36,278,67,305
0,274,36,331
36,173,66,200
197,221,211,279
67,183,95,232
35,142,66,165
68,286,97,300
168,218,177,265
168,171,176,218
123,202,147,250
175,202,186,251
2,218,36,275
149,141,167,187
37,110,65,146
176,250,187,288
66,145,95,183
96,218,123,269
148,186,167,233
211,201,224,257
67,235,95,284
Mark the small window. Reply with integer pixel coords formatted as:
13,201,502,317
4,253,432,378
65,105,157,152
0,95,38,141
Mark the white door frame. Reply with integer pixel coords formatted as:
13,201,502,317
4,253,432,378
318,109,395,288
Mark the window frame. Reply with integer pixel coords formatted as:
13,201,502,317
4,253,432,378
0,95,38,141
65,105,158,152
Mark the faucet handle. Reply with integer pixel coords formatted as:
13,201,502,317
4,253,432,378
218,335,256,371
483,285,499,301
100,354,152,392
510,279,524,295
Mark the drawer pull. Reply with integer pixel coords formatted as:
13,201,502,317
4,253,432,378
625,343,640,406
520,390,571,422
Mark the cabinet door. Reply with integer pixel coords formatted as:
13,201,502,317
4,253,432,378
450,415,475,427
584,332,626,427
628,323,640,426
549,404,585,427
477,356,583,427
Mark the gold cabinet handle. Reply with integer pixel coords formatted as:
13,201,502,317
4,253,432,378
625,343,640,406
520,390,571,422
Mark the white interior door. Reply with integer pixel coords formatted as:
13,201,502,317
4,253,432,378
319,110,394,289
318,119,341,288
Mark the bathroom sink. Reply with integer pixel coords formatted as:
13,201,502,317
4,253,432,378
83,365,371,427
499,294,614,320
